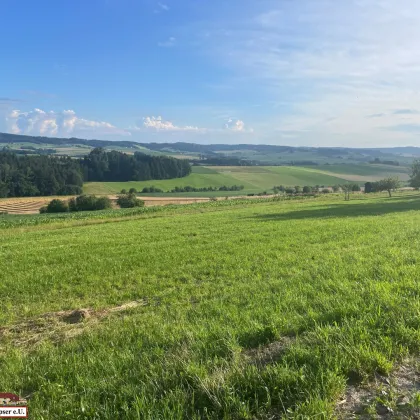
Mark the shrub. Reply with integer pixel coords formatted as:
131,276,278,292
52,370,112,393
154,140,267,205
68,195,112,212
45,199,69,213
117,193,145,208
95,196,112,210
275,185,285,192
39,206,47,214
322,188,331,194
121,189,127,194
141,186,164,193
129,188,137,194
302,186,311,194
285,188,295,194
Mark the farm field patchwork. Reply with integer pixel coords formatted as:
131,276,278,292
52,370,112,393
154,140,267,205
308,164,410,181
0,193,420,418
84,164,410,196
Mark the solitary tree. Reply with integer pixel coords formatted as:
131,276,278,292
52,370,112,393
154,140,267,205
364,182,374,193
409,159,420,189
377,177,400,197
341,184,352,201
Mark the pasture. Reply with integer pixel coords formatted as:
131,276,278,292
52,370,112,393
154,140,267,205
0,193,419,418
84,164,408,196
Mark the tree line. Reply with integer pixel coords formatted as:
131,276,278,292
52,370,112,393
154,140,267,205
0,148,191,198
273,184,361,195
82,148,191,182
0,151,83,197
169,185,244,193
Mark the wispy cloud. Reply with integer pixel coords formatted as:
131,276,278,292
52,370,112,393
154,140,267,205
190,0,420,146
0,97,21,103
389,124,420,133
392,109,419,115
158,37,176,48
0,97,22,110
366,113,385,119
154,2,169,13
158,2,169,11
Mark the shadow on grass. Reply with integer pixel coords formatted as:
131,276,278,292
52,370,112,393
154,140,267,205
254,196,420,222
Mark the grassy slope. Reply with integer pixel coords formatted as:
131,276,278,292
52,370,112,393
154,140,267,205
83,166,347,196
309,164,410,181
84,164,408,196
83,169,254,195
1,193,420,418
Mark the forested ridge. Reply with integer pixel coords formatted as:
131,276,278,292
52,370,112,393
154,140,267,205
0,148,191,198
82,148,191,182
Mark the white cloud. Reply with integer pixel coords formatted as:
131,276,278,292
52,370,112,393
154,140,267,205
7,109,130,138
143,116,201,132
224,118,253,133
158,37,176,48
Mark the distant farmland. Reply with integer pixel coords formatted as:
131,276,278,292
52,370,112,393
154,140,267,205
84,164,410,196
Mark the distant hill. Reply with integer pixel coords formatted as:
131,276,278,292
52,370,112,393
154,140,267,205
0,132,140,149
1,132,419,165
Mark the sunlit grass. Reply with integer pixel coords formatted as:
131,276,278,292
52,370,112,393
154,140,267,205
0,193,419,418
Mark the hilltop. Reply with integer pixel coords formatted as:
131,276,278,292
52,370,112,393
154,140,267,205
1,132,420,165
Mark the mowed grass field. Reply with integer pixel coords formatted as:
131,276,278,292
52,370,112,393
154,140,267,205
84,164,409,196
1,193,420,418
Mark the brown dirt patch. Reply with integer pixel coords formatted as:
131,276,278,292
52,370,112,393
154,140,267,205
337,358,420,419
0,301,146,351
242,337,295,367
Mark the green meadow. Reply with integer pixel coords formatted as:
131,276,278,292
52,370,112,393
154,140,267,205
83,164,408,196
1,193,420,418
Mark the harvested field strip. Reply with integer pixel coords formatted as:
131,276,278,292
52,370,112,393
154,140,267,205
0,196,212,214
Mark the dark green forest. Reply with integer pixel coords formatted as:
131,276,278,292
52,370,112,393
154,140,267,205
0,148,191,198
82,148,191,182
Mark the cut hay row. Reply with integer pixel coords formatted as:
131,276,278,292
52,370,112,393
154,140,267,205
0,196,212,214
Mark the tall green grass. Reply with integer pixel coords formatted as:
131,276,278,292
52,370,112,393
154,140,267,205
0,193,419,418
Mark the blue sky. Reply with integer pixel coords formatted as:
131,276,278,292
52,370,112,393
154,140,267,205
1,0,420,147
